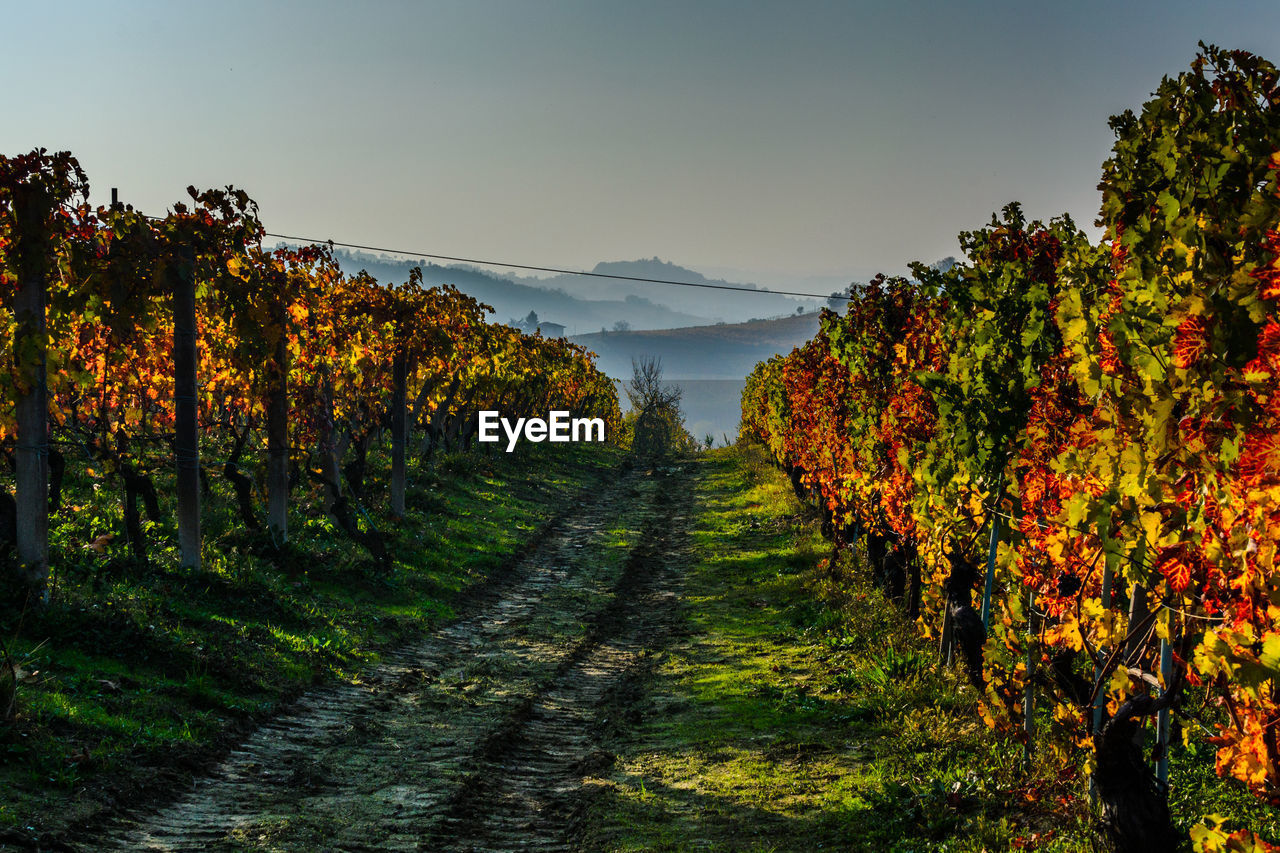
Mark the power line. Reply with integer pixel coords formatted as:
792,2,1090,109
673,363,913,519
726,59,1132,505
127,191,847,299
262,231,844,300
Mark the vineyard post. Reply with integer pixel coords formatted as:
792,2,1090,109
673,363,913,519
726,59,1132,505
1125,580,1150,754
1156,637,1173,786
1088,548,1116,806
390,349,407,517
1125,582,1149,660
939,598,954,666
1092,557,1115,734
319,365,340,514
979,515,1002,629
1023,587,1036,765
12,189,50,596
266,331,288,544
170,246,200,569
980,475,1004,630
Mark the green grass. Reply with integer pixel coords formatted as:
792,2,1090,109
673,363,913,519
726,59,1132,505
4,439,1272,848
0,441,624,838
582,444,1280,851
581,445,1094,852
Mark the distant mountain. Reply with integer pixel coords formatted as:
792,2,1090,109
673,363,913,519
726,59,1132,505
320,249,708,333
296,246,860,336
695,265,880,299
572,311,823,381
508,257,824,325
576,311,825,441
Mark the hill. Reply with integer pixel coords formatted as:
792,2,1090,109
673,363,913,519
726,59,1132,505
318,249,710,333
575,312,825,441
572,311,822,381
511,258,824,325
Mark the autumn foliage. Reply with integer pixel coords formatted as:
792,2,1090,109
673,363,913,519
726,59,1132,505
0,155,620,567
742,46,1280,846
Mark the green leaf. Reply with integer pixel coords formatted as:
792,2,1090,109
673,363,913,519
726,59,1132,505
1156,190,1180,227
1261,634,1280,675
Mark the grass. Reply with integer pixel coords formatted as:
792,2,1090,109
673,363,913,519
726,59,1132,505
3,438,1272,849
581,445,1096,851
0,440,625,841
582,444,1280,851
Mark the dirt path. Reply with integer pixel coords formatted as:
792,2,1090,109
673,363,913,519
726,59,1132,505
83,462,692,852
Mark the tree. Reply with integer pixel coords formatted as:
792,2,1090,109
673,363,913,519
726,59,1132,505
625,357,691,457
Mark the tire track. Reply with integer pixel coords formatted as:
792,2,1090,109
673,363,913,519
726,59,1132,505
79,462,689,852
426,465,690,852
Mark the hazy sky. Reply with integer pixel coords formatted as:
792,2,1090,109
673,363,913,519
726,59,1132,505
6,2,1279,291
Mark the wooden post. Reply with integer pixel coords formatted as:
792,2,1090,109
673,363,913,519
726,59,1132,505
319,365,341,515
170,247,200,568
1126,582,1149,661
1126,579,1151,759
12,200,49,596
266,333,289,544
390,350,407,517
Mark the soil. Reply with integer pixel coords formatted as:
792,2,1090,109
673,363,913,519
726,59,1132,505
72,462,693,852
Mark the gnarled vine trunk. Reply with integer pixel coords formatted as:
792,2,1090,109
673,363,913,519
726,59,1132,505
943,549,985,689
1094,694,1178,852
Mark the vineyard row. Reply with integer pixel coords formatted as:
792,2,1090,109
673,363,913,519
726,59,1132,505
0,159,621,590
740,45,1279,852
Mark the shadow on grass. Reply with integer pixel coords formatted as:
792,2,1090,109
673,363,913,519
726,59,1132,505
591,761,988,853
581,448,1082,852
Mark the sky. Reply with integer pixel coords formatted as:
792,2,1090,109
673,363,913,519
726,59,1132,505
5,1,1280,293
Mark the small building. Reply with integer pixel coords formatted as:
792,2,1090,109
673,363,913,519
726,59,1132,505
538,321,566,338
